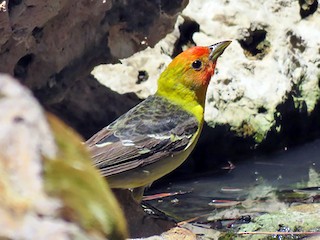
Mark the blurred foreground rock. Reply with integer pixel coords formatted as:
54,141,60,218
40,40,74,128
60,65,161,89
0,74,127,239
0,74,185,239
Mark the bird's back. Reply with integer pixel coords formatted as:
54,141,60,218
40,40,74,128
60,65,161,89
86,95,200,187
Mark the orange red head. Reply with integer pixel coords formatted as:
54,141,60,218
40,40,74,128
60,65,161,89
157,41,231,106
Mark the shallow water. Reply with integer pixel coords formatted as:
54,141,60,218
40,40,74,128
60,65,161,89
145,138,320,221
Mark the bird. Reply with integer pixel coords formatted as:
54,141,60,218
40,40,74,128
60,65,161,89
86,41,231,201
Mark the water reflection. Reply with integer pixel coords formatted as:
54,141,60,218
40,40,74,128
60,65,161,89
145,139,320,222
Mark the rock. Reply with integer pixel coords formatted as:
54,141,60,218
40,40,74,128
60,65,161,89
160,227,197,240
238,203,320,240
0,74,127,239
0,0,189,138
113,189,175,238
0,74,58,239
92,16,184,99
45,113,127,239
128,227,197,240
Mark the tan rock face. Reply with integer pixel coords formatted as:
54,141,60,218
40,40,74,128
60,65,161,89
1,1,111,86
0,0,188,88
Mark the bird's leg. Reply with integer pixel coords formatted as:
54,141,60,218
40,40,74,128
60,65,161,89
132,185,146,202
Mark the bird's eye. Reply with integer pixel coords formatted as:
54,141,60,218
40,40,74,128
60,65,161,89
191,60,202,70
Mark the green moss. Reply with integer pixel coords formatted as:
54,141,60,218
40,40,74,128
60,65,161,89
218,232,237,240
255,40,271,60
302,85,320,114
238,204,320,240
44,114,127,240
276,190,309,202
292,73,320,114
234,113,273,143
253,132,265,143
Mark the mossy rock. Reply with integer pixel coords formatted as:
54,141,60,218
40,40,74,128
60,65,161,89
44,114,127,240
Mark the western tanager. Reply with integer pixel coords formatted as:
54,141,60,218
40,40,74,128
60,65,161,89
86,41,231,200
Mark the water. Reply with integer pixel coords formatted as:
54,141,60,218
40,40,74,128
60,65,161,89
145,139,320,221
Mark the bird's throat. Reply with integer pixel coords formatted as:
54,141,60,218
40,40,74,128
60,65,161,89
156,83,206,123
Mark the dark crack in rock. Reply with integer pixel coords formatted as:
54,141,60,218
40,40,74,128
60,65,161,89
299,0,318,18
238,23,271,60
172,16,200,57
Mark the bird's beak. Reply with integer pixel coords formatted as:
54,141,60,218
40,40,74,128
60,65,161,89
208,41,232,61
